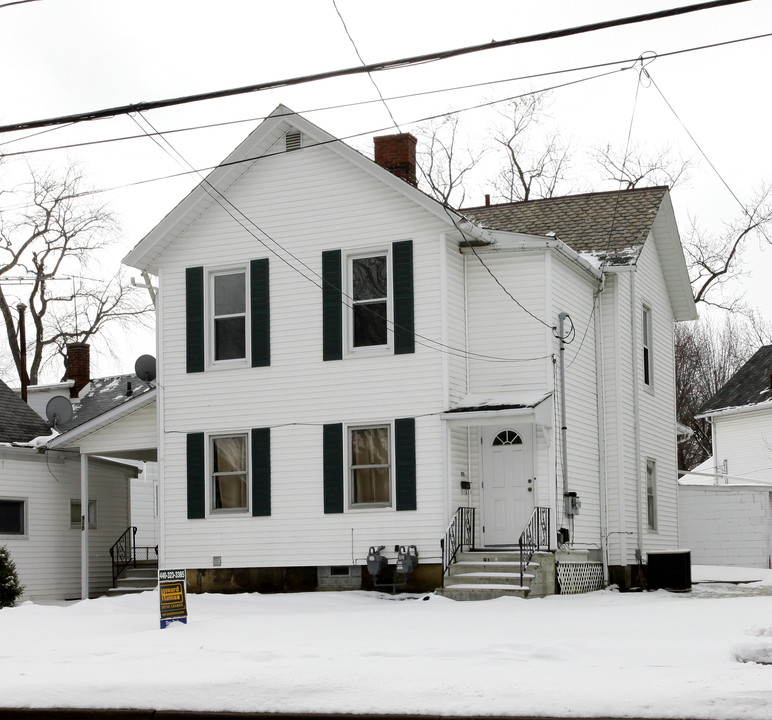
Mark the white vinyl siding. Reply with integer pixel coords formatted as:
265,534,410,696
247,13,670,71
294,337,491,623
0,448,131,601
157,141,449,568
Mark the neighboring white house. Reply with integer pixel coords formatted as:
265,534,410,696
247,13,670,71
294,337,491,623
0,377,135,601
122,105,696,595
679,345,772,569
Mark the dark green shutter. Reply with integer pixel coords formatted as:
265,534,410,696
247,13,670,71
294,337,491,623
250,259,270,367
251,427,271,516
323,423,344,513
392,240,414,354
186,267,205,373
187,432,206,519
395,417,416,511
322,250,343,361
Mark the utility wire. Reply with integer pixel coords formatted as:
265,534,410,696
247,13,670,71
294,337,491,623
4,28,772,159
0,0,749,134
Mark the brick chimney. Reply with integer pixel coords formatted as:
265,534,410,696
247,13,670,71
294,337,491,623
374,133,418,187
66,342,90,398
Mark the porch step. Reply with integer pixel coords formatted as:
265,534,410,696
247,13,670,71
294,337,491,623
107,561,159,596
437,551,556,601
435,583,529,601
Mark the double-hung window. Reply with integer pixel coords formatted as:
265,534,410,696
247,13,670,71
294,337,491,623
211,434,248,512
70,500,97,529
350,425,391,507
642,305,653,387
646,458,657,531
212,270,247,363
350,253,389,350
0,499,26,536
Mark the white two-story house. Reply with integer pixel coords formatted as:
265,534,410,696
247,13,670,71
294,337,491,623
123,105,696,596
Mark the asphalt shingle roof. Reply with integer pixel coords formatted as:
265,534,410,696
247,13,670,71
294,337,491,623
461,186,668,264
699,345,772,414
56,374,154,434
0,379,52,444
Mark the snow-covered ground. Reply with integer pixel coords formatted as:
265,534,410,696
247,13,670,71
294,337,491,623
1,566,771,718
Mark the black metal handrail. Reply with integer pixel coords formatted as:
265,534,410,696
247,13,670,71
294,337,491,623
440,507,475,588
518,507,550,587
109,526,137,587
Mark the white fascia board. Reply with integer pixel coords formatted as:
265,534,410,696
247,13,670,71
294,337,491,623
47,389,157,451
123,105,469,273
460,231,602,282
695,401,772,421
649,193,697,321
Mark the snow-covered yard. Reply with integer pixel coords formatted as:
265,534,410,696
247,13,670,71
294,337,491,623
1,567,771,718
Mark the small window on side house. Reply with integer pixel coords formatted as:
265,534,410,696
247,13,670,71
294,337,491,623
350,426,391,506
642,306,653,387
0,499,26,536
646,459,657,531
211,435,248,512
350,254,389,349
70,500,97,529
212,270,247,362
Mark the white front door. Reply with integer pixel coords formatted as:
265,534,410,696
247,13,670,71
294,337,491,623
481,427,534,546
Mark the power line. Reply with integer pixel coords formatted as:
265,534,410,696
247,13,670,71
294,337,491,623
3,28,770,161
0,0,749,134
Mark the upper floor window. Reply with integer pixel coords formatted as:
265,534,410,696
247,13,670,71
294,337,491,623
0,498,26,536
211,434,248,513
212,270,247,362
350,253,389,350
642,305,653,387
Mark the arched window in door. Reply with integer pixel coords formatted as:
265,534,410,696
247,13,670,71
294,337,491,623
492,430,522,446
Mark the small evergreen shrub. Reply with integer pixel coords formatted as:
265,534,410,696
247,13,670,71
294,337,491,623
0,545,24,608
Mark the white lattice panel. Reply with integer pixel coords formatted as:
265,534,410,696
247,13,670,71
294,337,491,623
557,562,604,594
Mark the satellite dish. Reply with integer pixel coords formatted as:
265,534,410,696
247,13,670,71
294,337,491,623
134,354,157,383
46,395,73,429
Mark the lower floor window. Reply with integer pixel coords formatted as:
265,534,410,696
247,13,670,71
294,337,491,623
211,434,248,511
350,426,391,506
0,499,26,535
70,500,97,529
646,459,657,531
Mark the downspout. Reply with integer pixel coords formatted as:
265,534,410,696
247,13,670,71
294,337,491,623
630,272,644,565
558,312,570,507
593,283,610,584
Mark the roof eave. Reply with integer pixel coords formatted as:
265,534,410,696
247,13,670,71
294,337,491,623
48,388,157,450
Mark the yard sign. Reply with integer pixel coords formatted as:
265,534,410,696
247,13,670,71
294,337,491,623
159,569,188,629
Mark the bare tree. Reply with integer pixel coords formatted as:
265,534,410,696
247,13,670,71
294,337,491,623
492,93,572,202
415,114,486,207
0,164,153,386
675,314,772,470
593,142,691,190
684,185,772,310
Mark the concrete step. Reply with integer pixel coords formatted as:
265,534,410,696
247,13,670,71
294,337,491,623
456,549,525,563
121,566,158,581
449,560,537,575
445,571,534,586
435,583,530,601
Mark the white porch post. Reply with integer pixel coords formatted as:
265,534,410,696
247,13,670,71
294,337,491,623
80,454,89,599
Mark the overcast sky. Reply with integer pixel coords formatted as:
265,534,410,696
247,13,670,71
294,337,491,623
1,0,770,380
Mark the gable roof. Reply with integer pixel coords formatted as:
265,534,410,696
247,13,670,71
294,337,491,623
0,379,51,444
698,345,772,416
462,186,669,265
55,374,155,434
123,105,468,274
463,187,696,321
